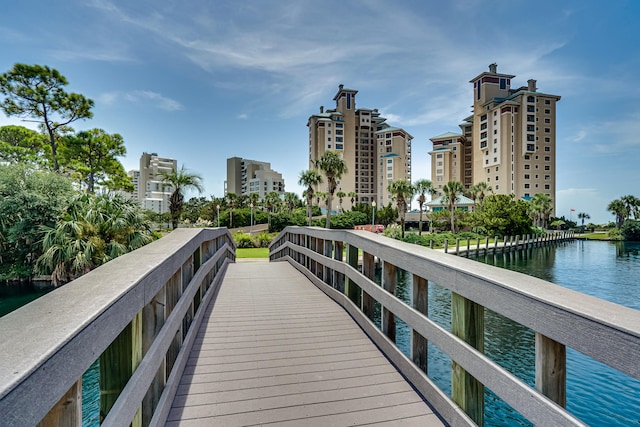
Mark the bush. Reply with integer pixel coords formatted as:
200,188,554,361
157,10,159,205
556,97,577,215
607,228,623,241
252,232,275,248
621,220,640,241
233,232,254,248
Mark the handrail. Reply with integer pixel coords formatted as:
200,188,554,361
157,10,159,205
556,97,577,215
269,227,640,426
0,228,236,427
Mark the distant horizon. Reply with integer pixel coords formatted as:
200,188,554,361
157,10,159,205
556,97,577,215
2,1,638,224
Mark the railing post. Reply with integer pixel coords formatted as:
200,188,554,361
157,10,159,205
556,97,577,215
333,241,344,290
412,275,428,373
37,381,82,427
324,239,332,285
444,239,449,253
536,333,566,408
345,244,359,304
456,238,460,254
382,261,397,342
362,252,375,321
451,293,484,426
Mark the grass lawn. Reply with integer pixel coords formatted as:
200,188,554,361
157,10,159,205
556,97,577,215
575,232,610,240
236,247,270,258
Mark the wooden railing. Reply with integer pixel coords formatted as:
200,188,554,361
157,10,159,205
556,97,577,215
269,227,640,426
0,228,235,427
443,231,574,256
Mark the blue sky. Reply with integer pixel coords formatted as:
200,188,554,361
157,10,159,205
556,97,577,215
1,0,639,224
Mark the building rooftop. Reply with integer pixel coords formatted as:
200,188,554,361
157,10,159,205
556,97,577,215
427,195,475,206
430,131,462,141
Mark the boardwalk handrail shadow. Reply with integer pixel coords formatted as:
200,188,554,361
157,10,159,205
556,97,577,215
0,228,235,426
269,226,640,426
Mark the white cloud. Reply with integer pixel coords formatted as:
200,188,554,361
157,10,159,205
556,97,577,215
237,113,248,120
99,90,183,111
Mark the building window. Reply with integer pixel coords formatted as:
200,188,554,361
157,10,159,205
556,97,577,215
545,128,550,133
545,99,551,105
481,132,487,139
481,114,487,121
545,175,551,180
527,105,535,112
495,185,499,190
527,134,535,141
527,125,535,132
524,184,530,189
524,164,530,170
481,123,487,130
527,144,535,151
544,156,550,161
545,109,551,114
544,147,551,152
336,144,343,149
336,137,343,142
495,176,499,181
527,115,535,122
496,167,499,172
524,174,530,179
545,184,550,190
527,96,535,103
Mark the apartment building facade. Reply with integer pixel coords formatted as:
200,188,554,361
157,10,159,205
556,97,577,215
429,64,560,213
308,85,412,209
225,157,285,199
135,152,177,214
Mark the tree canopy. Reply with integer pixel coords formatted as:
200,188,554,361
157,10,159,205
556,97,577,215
471,194,532,236
315,151,347,228
60,128,132,193
0,63,94,171
0,125,49,166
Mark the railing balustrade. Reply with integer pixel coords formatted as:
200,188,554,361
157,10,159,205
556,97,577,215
0,228,235,427
269,227,639,426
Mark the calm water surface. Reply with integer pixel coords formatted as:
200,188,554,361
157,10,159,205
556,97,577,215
385,240,640,426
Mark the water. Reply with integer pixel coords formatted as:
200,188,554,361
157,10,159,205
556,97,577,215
380,240,640,426
0,284,101,426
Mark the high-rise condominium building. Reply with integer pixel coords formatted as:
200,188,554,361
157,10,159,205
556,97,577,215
225,157,285,199
308,85,412,209
429,64,560,213
136,152,177,214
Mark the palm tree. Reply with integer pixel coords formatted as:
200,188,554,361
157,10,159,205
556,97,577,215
284,192,299,214
315,151,348,228
226,192,238,229
620,194,640,220
608,199,626,228
529,193,553,228
298,169,323,226
577,212,590,231
348,191,358,208
37,193,155,286
414,179,434,235
441,181,464,233
264,191,281,230
315,191,327,210
161,165,204,229
336,191,346,213
473,182,492,211
387,179,415,238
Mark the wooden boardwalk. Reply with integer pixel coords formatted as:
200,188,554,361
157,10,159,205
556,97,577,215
166,260,444,426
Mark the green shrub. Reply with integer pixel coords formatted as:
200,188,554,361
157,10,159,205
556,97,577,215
252,232,275,248
621,220,640,241
233,232,254,248
607,228,623,241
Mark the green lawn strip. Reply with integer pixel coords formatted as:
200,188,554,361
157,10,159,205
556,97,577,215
236,247,270,258
575,233,610,240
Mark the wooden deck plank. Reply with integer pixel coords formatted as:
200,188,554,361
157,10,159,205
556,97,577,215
166,261,444,426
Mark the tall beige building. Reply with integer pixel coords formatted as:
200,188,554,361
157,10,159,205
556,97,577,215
430,64,560,213
132,152,178,214
308,85,412,209
225,157,285,199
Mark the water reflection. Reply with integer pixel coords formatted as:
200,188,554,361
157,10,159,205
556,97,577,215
370,240,639,426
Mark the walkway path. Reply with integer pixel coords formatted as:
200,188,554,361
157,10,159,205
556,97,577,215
166,261,444,426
